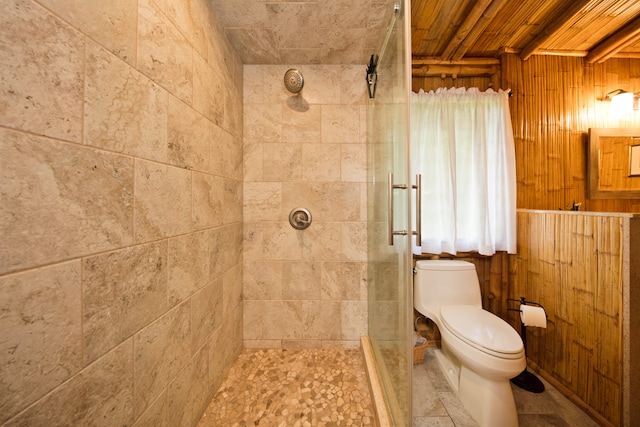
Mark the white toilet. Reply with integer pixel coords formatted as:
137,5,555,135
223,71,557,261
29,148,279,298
414,260,525,427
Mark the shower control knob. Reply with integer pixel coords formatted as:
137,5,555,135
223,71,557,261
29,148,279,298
289,208,312,230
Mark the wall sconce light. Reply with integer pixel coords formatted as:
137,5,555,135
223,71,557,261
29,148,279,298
606,89,636,115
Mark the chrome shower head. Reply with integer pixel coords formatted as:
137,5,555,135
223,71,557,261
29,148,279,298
284,68,304,94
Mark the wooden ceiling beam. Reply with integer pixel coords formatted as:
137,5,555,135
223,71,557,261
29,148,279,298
440,0,493,61
413,57,500,66
412,57,500,77
586,15,640,63
519,0,592,61
451,0,509,61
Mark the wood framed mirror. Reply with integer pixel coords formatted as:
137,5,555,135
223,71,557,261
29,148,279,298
588,128,640,199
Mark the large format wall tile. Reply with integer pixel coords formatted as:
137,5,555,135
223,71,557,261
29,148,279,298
154,0,208,59
209,224,243,280
0,261,83,424
133,302,191,418
138,0,193,104
259,300,341,341
243,64,368,347
193,53,225,126
211,124,242,180
132,391,167,427
167,96,210,172
192,279,223,352
209,304,243,386
341,144,367,182
243,103,282,143
167,346,211,427
262,143,302,181
320,262,366,301
83,242,168,364
5,341,134,427
1,0,243,424
223,263,243,316
244,261,283,300
192,172,224,229
242,142,264,182
0,0,83,142
35,0,138,65
243,182,282,221
341,221,367,261
134,160,193,242
301,143,341,181
281,261,321,300
223,178,243,224
85,42,169,163
0,128,134,274
321,105,361,143
282,182,361,221
341,300,367,340
226,28,281,64
167,230,211,306
282,104,321,143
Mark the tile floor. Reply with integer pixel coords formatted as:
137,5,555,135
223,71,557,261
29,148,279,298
198,346,601,427
197,348,375,426
413,348,601,427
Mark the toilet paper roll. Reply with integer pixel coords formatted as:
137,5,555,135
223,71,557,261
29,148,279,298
520,304,547,328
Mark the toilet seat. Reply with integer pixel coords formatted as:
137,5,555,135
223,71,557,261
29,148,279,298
440,305,523,359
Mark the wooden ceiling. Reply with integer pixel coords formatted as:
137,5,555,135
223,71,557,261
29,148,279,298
411,0,640,77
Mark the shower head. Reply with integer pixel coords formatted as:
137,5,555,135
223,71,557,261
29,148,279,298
284,68,304,94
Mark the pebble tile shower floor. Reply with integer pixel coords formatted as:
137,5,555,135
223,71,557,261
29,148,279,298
197,348,375,426
199,346,601,426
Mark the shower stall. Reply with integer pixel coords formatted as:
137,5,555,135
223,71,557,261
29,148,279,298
366,1,413,425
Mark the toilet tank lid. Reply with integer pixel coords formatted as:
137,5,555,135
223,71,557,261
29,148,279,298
415,260,475,271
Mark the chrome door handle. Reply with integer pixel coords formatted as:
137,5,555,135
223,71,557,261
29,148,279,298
388,173,408,246
412,174,422,245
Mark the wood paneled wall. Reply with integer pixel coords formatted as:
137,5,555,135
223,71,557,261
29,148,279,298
413,55,640,213
508,210,638,427
502,54,640,213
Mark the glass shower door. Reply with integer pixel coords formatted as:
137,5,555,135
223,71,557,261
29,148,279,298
366,1,412,425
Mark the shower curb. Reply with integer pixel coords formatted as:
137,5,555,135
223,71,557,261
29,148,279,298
361,336,392,427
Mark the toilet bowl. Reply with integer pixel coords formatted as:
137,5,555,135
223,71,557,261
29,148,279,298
414,260,525,427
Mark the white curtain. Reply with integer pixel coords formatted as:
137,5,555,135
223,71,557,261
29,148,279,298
411,87,517,256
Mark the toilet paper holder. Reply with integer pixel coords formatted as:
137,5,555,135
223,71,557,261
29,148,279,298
507,296,545,311
507,296,547,393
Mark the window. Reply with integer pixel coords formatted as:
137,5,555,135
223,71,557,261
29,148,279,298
411,87,516,255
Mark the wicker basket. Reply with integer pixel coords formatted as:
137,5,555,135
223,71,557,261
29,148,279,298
413,342,428,364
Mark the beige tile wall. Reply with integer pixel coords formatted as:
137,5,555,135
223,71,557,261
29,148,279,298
243,65,368,348
0,0,243,425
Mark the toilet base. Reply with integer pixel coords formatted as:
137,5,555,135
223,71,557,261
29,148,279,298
433,349,519,427
433,348,460,392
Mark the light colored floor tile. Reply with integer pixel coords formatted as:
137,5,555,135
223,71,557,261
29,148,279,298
517,414,571,427
413,363,449,417
413,416,456,427
438,391,478,427
413,348,600,427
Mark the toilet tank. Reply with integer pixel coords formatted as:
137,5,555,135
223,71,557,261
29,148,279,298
414,260,482,318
